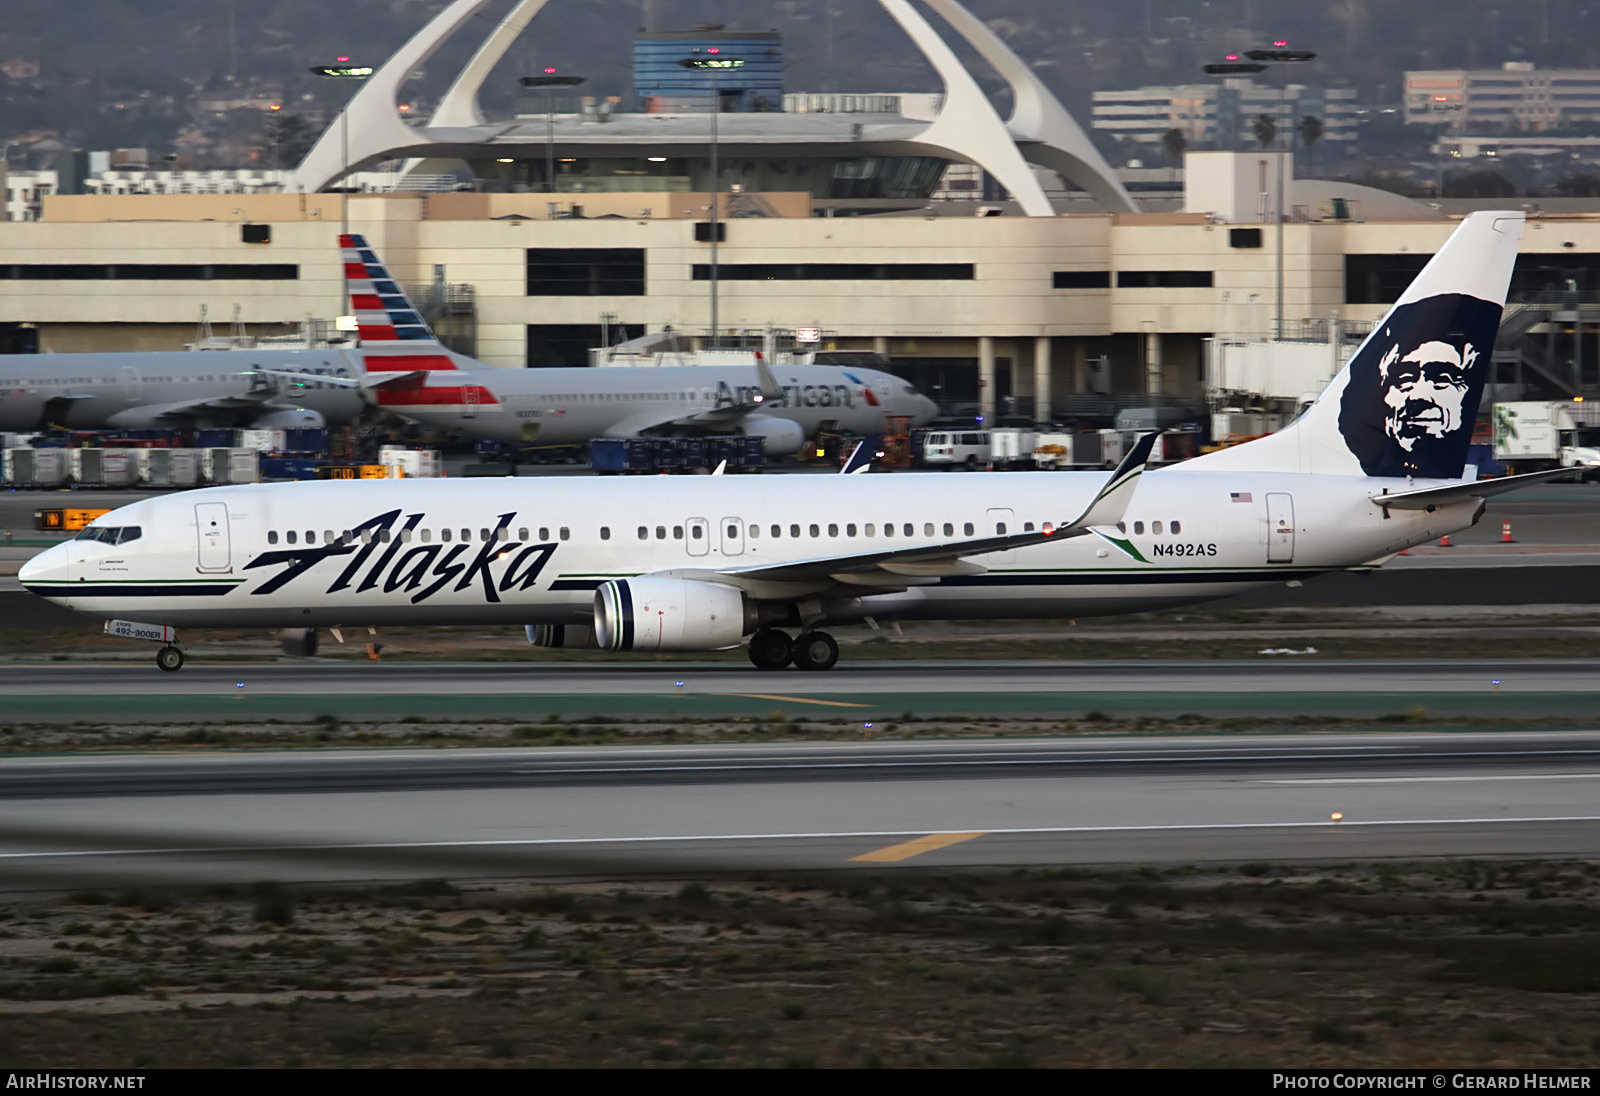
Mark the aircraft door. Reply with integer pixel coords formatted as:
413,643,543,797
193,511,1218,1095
1266,493,1295,563
984,507,1017,566
120,365,141,404
720,517,745,556
195,502,232,572
685,517,710,557
462,383,480,420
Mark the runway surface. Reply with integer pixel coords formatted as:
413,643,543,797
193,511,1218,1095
2,659,1598,721
0,731,1597,889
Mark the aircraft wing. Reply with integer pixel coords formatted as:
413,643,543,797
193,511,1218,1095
600,355,784,435
706,432,1156,588
261,368,428,392
1370,466,1576,510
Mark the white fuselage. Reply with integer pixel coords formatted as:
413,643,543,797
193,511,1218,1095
0,350,368,431
374,364,938,445
21,471,1476,631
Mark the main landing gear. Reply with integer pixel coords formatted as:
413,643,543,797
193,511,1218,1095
747,629,839,672
155,645,185,673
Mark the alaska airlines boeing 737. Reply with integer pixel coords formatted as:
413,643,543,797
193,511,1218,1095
22,213,1560,673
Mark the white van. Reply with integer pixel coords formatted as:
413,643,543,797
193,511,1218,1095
920,430,991,470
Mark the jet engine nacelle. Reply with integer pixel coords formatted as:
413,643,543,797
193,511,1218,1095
525,624,598,649
593,578,748,652
739,415,806,457
251,407,327,430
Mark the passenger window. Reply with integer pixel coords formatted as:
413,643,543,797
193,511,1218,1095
360,530,373,545
383,530,394,543
1152,521,1163,535
422,529,432,543
656,526,667,540
539,527,549,541
1043,522,1054,534
442,529,452,543
402,529,413,543
1024,523,1035,532
865,524,876,537
903,524,913,537
884,523,894,538
995,523,1007,535
638,526,649,540
923,523,934,536
306,530,315,544
727,524,739,539
847,524,857,537
809,524,820,538
1133,522,1145,535
560,528,570,541
601,527,611,541
828,524,838,537
286,531,297,545
790,524,801,538
674,526,684,540
1171,520,1182,535
771,525,781,538
943,523,953,536
268,531,279,545
964,523,974,536
692,526,703,540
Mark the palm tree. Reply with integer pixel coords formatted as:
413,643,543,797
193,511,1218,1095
1299,115,1324,174
1160,127,1188,180
1252,113,1277,149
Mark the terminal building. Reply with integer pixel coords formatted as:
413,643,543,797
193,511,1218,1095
1091,80,1359,161
1,0,1599,427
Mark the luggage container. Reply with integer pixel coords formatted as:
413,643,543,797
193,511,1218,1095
238,429,288,453
589,438,654,473
989,428,1039,470
4,448,68,486
141,448,202,487
378,447,442,478
259,457,322,481
202,447,259,484
285,428,330,453
195,428,239,449
69,448,140,486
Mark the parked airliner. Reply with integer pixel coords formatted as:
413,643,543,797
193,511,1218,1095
0,233,936,451
22,212,1559,672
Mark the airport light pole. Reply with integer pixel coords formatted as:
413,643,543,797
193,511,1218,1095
679,54,746,350
310,58,373,326
1203,45,1315,341
520,71,587,193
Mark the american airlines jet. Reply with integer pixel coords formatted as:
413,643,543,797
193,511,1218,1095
23,213,1557,673
338,235,937,453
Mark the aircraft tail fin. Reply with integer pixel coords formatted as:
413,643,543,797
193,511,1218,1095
341,233,444,347
1185,211,1524,480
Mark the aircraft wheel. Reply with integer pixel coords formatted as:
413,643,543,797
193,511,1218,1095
155,646,185,673
792,631,839,672
747,629,794,670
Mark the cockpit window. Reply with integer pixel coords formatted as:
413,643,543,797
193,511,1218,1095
75,526,141,545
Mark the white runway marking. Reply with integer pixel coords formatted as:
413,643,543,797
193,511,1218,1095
1264,773,1600,785
3,815,1600,861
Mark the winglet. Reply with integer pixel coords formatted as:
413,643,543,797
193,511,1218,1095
840,435,881,475
1062,431,1157,532
754,352,782,402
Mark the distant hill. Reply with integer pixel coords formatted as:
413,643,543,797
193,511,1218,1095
4,0,1599,161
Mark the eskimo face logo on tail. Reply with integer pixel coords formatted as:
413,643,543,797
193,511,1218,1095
1337,294,1502,479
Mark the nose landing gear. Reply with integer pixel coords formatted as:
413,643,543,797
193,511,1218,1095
155,645,185,673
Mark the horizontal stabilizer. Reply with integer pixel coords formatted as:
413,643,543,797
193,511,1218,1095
1371,466,1576,510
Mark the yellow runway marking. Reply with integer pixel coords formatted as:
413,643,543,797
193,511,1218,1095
850,832,987,862
717,693,873,708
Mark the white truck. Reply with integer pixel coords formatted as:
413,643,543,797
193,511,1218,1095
1493,401,1600,478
